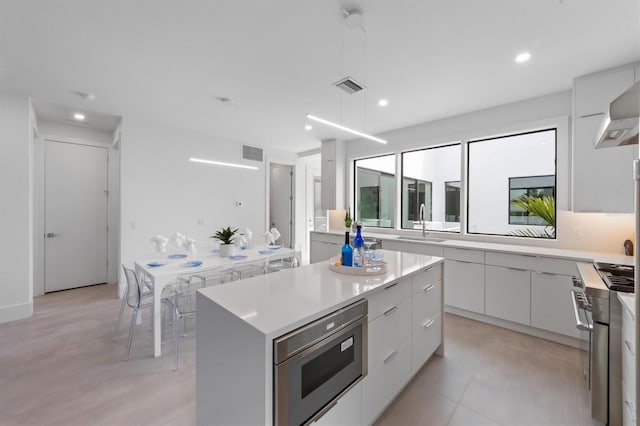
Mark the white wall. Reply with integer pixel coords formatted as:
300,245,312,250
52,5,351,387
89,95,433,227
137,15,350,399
345,90,634,255
0,92,33,322
119,118,296,292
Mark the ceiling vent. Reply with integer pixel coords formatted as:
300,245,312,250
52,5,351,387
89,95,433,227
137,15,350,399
242,145,263,162
333,76,365,95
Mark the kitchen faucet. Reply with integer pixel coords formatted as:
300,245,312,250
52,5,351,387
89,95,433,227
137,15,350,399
419,203,426,237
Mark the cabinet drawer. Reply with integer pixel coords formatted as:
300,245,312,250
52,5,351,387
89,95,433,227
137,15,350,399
535,257,580,276
622,334,636,406
368,278,411,320
411,314,442,375
313,382,362,426
410,263,443,296
444,247,484,263
368,299,411,372
411,281,441,336
531,272,582,339
622,301,636,347
444,259,485,314
362,340,411,426
416,244,445,257
485,251,537,270
622,380,636,426
485,265,531,326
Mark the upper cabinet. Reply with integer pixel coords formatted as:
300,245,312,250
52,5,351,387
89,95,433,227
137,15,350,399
572,63,639,213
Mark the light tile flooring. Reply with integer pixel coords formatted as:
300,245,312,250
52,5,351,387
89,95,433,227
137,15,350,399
0,284,596,426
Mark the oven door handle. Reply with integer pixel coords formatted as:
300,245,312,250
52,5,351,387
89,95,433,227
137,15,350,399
570,289,593,332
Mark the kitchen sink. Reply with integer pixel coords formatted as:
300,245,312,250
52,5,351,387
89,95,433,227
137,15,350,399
396,235,447,243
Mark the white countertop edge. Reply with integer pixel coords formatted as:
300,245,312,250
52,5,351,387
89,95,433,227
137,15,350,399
311,230,633,265
198,252,444,339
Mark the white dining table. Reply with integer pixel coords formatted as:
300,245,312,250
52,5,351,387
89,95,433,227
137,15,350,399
134,246,300,357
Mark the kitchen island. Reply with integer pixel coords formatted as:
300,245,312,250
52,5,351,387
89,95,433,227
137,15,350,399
196,250,444,426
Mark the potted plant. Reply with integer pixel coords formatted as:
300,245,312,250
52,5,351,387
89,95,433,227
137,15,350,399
510,195,555,239
211,227,238,256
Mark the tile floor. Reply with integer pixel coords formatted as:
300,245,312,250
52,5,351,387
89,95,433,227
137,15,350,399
0,283,596,426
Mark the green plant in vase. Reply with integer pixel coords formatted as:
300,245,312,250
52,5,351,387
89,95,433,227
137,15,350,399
211,226,238,256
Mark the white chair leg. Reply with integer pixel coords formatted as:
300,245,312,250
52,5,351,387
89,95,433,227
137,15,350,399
112,296,126,341
173,308,179,371
124,309,138,361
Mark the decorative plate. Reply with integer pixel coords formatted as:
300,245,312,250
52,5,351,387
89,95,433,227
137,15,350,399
268,245,282,250
147,261,168,268
167,253,187,259
258,250,271,255
228,255,248,260
182,260,203,268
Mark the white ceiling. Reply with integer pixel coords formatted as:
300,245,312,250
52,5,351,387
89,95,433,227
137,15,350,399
1,0,638,153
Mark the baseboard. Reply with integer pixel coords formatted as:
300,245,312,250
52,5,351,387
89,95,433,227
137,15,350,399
0,301,33,324
445,305,587,350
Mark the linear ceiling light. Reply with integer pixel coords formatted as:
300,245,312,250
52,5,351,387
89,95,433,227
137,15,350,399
189,157,258,170
306,114,387,144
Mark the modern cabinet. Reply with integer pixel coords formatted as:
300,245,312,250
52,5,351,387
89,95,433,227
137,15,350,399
531,272,581,339
362,263,443,425
309,232,343,263
620,297,636,426
314,382,362,426
444,248,485,314
572,63,638,213
383,239,445,257
485,265,531,326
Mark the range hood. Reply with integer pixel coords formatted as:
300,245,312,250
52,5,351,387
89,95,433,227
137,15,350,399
595,80,640,148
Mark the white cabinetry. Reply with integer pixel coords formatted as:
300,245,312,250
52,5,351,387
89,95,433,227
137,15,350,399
485,265,531,326
383,239,445,257
531,272,581,339
444,248,485,314
362,263,443,425
310,232,343,263
620,297,636,426
573,64,637,213
314,382,362,426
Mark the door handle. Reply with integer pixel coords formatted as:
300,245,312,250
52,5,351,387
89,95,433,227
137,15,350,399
46,233,59,238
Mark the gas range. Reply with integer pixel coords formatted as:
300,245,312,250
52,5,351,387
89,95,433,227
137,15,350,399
594,262,635,293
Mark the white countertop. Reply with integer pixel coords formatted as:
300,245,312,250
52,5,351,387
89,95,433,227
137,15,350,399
198,250,443,338
312,230,633,265
618,293,636,317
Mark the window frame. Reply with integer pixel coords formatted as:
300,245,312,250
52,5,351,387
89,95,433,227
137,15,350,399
353,153,397,229
444,180,461,223
507,175,555,226
466,128,558,238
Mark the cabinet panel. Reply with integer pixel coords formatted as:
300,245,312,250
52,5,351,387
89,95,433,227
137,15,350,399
485,265,530,325
444,247,484,263
444,259,485,314
621,301,636,405
383,240,444,257
314,382,362,426
411,281,441,336
410,264,443,296
622,380,636,426
485,252,538,270
368,278,411,320
531,272,582,339
310,240,330,263
411,314,442,375
368,299,411,372
362,340,411,426
573,114,636,213
535,256,581,276
574,67,634,117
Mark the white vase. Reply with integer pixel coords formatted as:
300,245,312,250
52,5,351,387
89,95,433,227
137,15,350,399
219,243,235,257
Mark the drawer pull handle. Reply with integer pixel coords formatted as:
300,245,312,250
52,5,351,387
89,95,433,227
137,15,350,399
624,339,635,356
383,349,398,364
424,266,435,272
385,282,398,290
423,284,435,292
624,400,636,422
383,306,398,316
507,267,525,272
423,319,435,329
536,271,557,276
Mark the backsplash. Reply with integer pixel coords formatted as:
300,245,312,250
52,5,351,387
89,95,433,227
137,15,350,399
557,211,634,255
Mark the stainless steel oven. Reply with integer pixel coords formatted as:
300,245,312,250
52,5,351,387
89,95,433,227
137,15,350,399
273,299,368,426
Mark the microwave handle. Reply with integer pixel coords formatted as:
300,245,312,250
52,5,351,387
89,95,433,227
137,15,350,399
571,289,593,331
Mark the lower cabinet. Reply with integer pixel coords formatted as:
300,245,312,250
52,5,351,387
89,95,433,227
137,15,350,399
621,297,636,426
530,272,581,339
444,259,485,314
485,265,531,326
315,382,363,426
411,314,442,375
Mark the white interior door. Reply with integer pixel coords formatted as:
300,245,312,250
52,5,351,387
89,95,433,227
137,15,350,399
269,163,294,248
45,141,108,292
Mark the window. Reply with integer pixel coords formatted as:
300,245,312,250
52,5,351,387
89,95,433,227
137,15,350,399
354,154,395,228
468,129,556,238
508,175,555,225
445,181,461,222
401,144,461,232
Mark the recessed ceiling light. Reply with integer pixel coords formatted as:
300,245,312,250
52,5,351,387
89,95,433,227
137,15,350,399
305,124,312,131
378,99,389,107
515,52,531,63
73,113,85,121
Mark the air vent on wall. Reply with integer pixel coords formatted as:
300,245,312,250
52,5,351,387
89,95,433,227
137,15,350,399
242,145,263,162
333,76,365,94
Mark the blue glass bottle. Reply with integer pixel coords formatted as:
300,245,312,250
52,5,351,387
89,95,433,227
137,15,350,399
341,232,353,267
353,225,364,267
